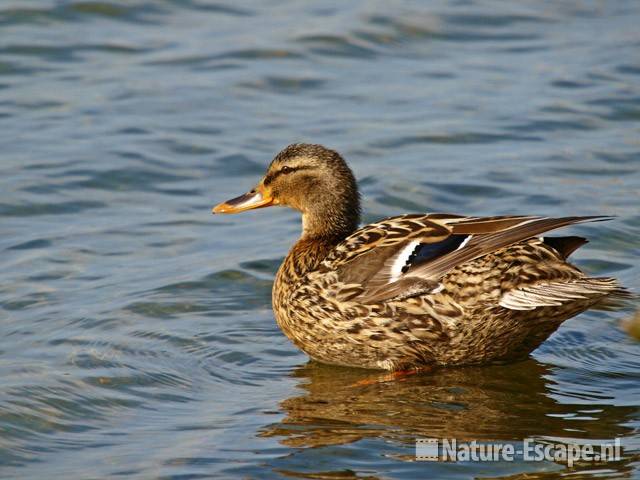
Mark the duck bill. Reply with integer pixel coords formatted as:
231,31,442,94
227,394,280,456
212,185,276,214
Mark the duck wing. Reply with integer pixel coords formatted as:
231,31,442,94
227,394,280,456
323,214,611,303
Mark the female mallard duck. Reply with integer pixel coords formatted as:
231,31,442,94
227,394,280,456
213,144,627,371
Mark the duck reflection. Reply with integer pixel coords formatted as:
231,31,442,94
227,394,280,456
261,360,634,450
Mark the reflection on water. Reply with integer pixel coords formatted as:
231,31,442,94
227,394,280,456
624,311,640,342
262,361,637,478
270,361,632,445
1,0,639,478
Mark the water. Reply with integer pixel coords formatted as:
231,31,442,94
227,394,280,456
1,1,639,478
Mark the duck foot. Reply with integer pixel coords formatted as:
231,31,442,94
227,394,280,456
350,366,434,387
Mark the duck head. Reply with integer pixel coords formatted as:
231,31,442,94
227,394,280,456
213,144,361,239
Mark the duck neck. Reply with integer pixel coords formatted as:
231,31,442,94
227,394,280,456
277,198,359,283
300,200,360,244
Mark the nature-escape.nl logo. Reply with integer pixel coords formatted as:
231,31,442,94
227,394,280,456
416,438,622,467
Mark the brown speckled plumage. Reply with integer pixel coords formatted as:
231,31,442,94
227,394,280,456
214,144,628,370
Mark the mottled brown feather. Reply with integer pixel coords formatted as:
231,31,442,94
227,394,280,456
217,144,628,370
409,216,610,281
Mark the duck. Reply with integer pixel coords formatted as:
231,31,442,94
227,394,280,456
213,143,628,371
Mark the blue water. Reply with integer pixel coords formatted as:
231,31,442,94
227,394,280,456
1,1,639,478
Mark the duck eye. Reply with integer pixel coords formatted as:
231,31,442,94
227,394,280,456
281,166,293,174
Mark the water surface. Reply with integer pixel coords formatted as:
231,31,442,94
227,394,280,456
1,1,639,478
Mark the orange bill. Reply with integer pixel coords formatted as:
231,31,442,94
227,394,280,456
212,184,276,214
